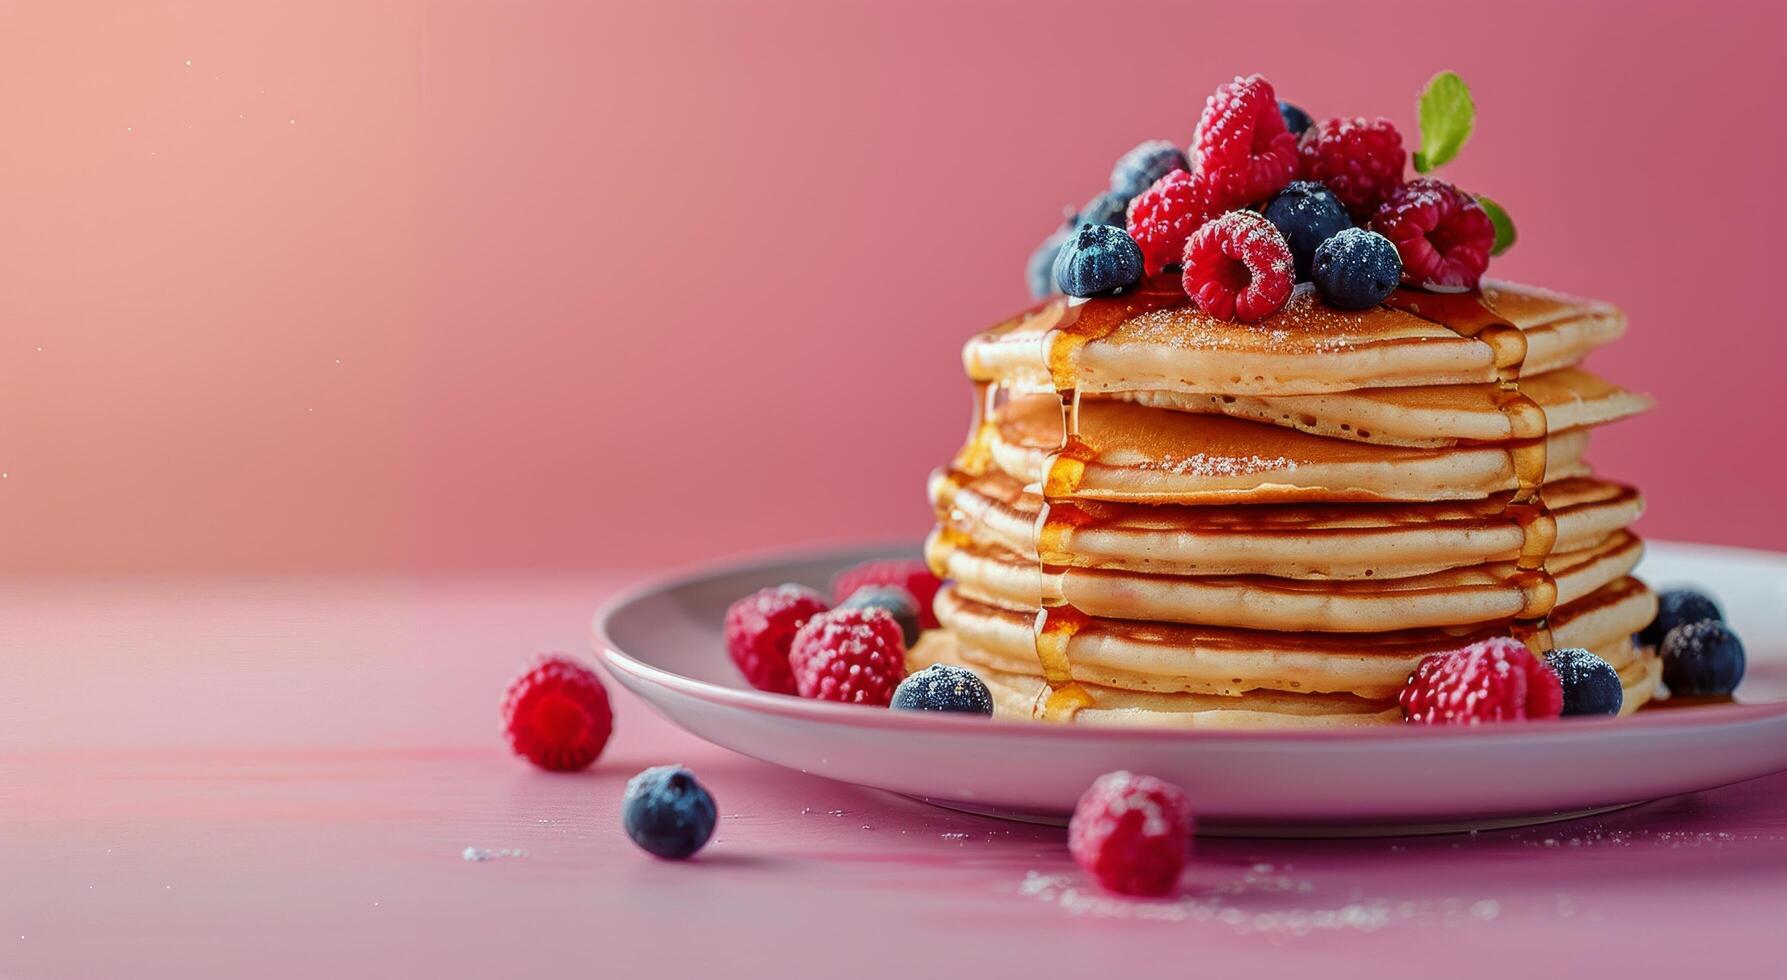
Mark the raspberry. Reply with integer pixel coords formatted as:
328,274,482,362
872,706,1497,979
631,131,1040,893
1181,210,1295,323
1399,637,1565,725
1068,771,1194,897
502,654,614,771
1191,74,1300,213
1124,169,1216,275
724,584,831,694
1370,177,1495,290
1298,116,1406,220
787,607,907,706
831,559,942,629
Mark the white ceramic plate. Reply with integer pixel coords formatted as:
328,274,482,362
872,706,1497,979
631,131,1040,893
594,541,1787,835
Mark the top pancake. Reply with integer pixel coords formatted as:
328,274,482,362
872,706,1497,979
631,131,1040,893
964,278,1625,397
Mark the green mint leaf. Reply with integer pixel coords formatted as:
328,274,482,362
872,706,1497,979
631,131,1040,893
1414,71,1474,172
1476,194,1516,256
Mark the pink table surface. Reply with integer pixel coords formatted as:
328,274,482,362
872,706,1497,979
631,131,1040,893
3,574,1785,979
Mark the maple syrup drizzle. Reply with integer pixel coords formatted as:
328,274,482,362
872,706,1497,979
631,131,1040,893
1029,277,1187,720
1385,288,1557,650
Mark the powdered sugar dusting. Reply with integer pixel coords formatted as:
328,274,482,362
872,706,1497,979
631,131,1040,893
1017,864,1505,938
1136,453,1296,478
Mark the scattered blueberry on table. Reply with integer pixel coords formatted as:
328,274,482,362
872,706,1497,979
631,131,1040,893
623,765,718,860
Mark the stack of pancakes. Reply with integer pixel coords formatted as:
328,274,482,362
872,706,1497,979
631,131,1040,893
916,276,1658,727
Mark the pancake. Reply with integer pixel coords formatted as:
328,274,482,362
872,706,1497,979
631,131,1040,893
931,468,1643,579
929,527,1642,632
990,393,1591,503
932,577,1656,701
1118,367,1652,448
963,278,1624,398
910,630,1660,728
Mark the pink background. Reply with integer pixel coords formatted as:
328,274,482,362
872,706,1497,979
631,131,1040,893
4,0,1785,573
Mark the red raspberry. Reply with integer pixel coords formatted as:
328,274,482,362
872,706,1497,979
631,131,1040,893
1068,771,1194,897
502,654,614,772
831,559,942,629
1400,636,1565,725
787,608,907,706
724,584,831,694
1181,210,1295,323
1298,116,1406,220
1124,169,1217,275
1191,74,1300,213
1370,177,1496,290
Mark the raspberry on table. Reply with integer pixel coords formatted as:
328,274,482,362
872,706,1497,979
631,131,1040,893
502,654,614,772
1298,116,1406,221
1068,771,1194,897
1181,210,1295,323
1400,636,1565,724
1370,177,1495,290
724,584,831,694
831,559,942,629
1125,168,1216,275
788,607,908,706
1191,74,1300,213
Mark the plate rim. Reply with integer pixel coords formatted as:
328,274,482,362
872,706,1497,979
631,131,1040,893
592,539,1787,746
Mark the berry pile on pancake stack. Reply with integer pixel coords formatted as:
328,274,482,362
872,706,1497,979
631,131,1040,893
912,72,1689,726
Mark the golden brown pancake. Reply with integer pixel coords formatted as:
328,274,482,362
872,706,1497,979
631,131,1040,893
929,526,1641,632
931,468,1643,579
989,393,1590,503
931,577,1656,702
1118,367,1652,448
964,278,1624,397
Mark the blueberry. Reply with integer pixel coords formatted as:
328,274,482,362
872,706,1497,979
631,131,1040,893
839,585,921,648
1660,620,1745,697
1074,189,1130,230
1278,100,1314,137
1027,229,1069,299
890,664,995,716
622,765,717,860
1543,647,1623,716
1109,139,1189,199
1265,181,1352,280
1311,227,1401,310
1638,588,1723,648
1053,223,1145,297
